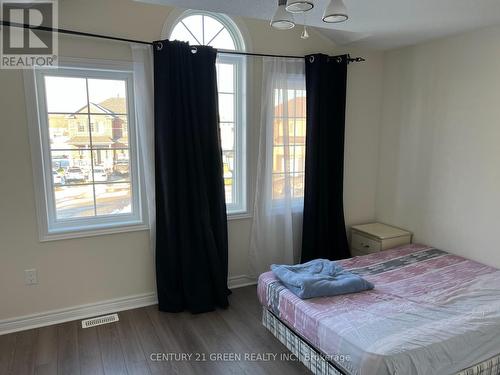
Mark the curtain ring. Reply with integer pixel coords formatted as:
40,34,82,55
156,42,163,51
191,46,198,54
309,55,315,63
335,56,342,63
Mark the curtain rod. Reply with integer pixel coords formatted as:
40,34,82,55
0,20,365,63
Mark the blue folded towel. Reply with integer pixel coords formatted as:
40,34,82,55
271,259,374,299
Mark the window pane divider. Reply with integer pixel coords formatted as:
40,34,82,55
84,78,98,216
181,20,202,45
51,147,130,151
48,112,128,116
206,26,225,46
56,181,131,188
201,15,205,45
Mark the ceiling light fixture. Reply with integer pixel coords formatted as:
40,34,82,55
270,0,348,36
322,0,348,23
271,0,296,30
286,0,314,13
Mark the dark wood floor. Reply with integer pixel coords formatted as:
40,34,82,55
0,286,309,375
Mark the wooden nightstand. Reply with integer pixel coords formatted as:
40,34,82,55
350,223,412,257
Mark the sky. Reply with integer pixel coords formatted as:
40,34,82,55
44,76,127,113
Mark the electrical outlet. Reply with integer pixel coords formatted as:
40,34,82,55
24,269,38,285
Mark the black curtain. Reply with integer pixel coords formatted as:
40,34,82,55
301,54,350,262
154,40,230,313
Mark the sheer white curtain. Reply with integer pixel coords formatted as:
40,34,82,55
131,44,155,254
249,57,306,276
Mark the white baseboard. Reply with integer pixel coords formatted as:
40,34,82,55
0,292,157,336
228,274,256,289
0,275,257,335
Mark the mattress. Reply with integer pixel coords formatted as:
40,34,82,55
257,244,500,375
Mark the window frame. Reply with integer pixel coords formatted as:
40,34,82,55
168,10,248,216
24,57,148,241
167,10,246,52
217,52,247,215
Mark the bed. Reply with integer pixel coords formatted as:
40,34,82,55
258,244,500,375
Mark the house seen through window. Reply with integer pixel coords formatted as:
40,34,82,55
47,76,132,219
272,88,307,200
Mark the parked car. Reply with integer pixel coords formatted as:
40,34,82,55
71,160,92,178
65,167,86,183
92,167,108,182
52,170,65,185
114,159,129,176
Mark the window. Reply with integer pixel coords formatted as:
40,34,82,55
26,60,146,240
170,11,246,214
272,86,307,201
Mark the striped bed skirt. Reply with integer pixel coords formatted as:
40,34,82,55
262,307,500,375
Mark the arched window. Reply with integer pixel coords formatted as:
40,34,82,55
170,12,244,51
170,11,247,214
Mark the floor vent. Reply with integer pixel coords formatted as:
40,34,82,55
81,313,119,329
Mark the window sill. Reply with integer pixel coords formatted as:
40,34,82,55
40,223,149,242
227,212,252,221
39,212,251,241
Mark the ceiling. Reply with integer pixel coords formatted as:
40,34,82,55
138,0,500,50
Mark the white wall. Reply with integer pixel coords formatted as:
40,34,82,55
376,25,500,268
344,48,384,226
0,0,382,321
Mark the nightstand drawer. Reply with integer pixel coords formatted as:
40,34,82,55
350,223,412,256
351,233,381,253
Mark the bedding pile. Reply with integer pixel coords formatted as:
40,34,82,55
271,259,374,299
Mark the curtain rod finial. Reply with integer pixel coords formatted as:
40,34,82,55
348,56,365,63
